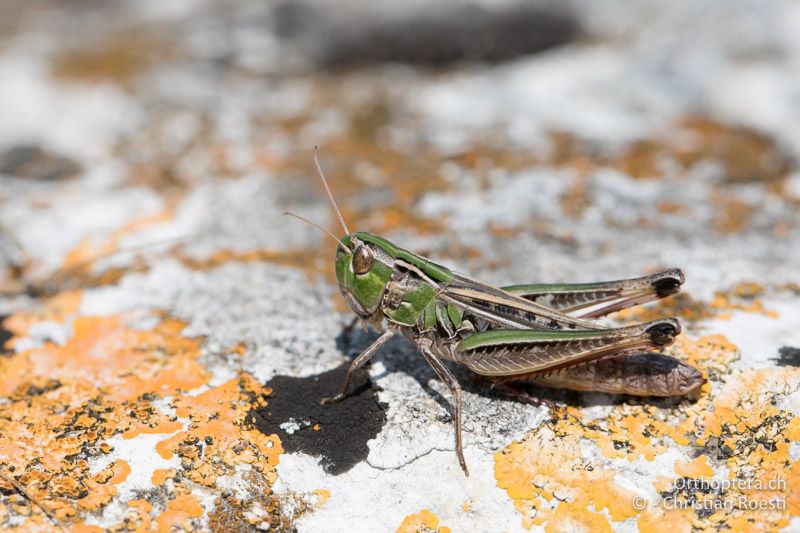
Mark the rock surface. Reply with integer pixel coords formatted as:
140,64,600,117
0,1,798,532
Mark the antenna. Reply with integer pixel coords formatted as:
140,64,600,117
283,212,352,254
313,147,350,236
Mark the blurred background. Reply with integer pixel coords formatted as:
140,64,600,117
1,0,798,299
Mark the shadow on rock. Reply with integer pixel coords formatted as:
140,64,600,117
249,361,387,475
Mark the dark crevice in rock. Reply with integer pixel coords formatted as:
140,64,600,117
0,145,81,181
775,346,800,367
25,379,62,397
0,315,12,357
277,2,580,68
250,363,387,475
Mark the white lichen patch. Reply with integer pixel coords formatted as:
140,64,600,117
275,448,524,533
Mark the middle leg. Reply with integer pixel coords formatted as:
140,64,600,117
420,347,469,476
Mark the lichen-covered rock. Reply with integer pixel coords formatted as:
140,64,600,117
1,1,798,531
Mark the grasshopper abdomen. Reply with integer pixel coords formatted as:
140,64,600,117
518,353,705,397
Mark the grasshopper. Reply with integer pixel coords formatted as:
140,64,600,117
288,151,705,475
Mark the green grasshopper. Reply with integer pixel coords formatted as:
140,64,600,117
288,151,704,475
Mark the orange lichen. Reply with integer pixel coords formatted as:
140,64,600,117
207,468,304,531
709,292,778,319
155,375,283,487
123,419,185,440
544,117,790,191
109,460,132,485
154,494,204,533
51,30,177,84
545,501,616,533
3,290,81,343
0,303,285,530
151,469,175,486
62,209,174,272
396,509,451,533
271,116,457,237
495,333,800,531
176,247,327,278
618,284,777,325
559,173,592,219
229,342,248,356
73,525,103,533
495,419,638,530
617,293,717,324
312,489,330,508
606,117,791,186
39,209,177,295
675,456,714,478
655,199,690,215
787,418,800,441
635,507,693,533
672,334,738,379
711,194,755,234
62,238,117,276
126,499,153,531
78,462,124,512
675,117,791,186
614,139,666,179
1,315,209,402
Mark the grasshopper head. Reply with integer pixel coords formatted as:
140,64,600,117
335,232,394,318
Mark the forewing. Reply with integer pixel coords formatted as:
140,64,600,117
440,273,602,331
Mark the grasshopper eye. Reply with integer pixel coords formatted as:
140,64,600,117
352,246,373,275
